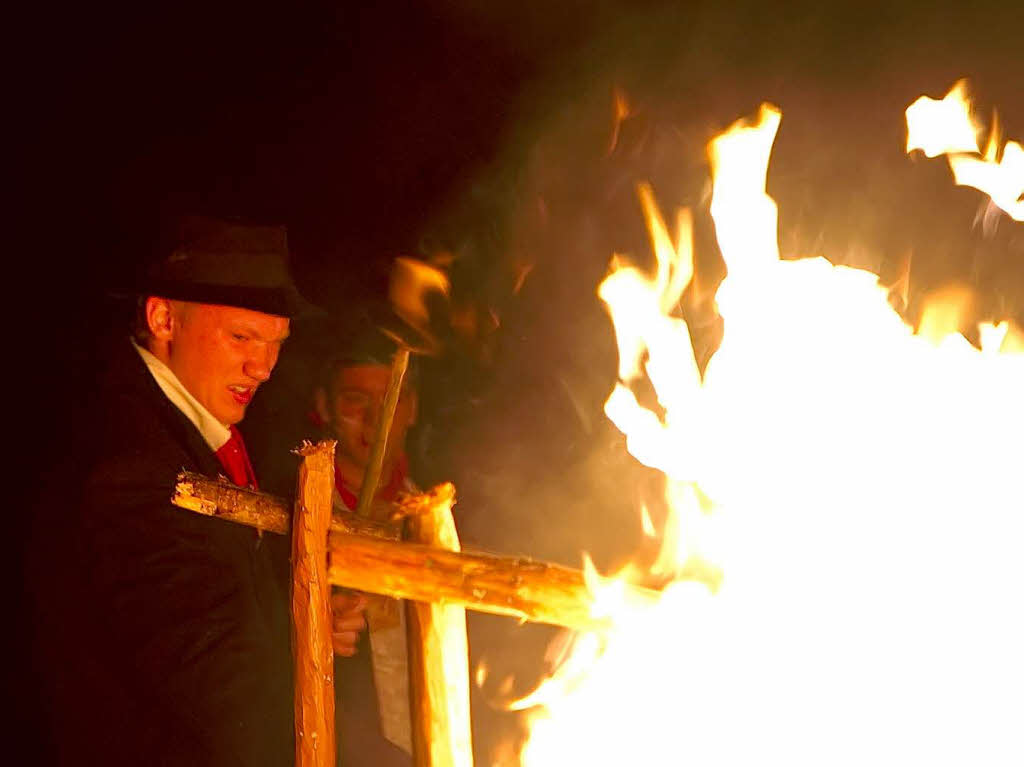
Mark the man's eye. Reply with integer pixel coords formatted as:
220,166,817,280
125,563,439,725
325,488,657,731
232,333,249,341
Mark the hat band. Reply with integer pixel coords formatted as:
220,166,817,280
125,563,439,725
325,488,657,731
145,279,299,318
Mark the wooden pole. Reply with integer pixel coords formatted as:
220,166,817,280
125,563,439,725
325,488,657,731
327,532,661,633
405,484,473,767
173,470,399,539
170,472,666,633
355,346,411,518
291,441,337,767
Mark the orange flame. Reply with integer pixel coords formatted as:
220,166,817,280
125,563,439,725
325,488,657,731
515,86,1024,766
387,256,450,352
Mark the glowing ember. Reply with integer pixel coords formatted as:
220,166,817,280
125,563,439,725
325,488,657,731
514,84,1024,765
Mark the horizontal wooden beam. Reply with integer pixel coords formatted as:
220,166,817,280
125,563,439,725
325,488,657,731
173,470,398,539
327,532,659,633
171,471,662,632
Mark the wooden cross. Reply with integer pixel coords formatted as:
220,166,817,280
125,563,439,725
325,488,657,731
172,454,659,767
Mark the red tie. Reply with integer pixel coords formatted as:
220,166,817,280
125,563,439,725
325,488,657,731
215,425,258,489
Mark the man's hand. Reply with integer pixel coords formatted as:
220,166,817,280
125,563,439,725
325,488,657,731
331,590,367,657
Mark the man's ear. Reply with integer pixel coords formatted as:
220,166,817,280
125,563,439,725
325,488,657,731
313,387,331,426
145,296,175,341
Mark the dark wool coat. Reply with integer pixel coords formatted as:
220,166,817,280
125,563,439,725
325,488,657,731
33,340,294,766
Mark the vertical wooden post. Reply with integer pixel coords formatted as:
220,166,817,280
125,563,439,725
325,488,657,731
405,487,473,767
292,440,337,767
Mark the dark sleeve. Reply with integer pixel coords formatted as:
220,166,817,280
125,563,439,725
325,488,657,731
79,450,294,767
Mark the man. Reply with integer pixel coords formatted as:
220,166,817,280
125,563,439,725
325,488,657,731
312,320,419,767
33,216,362,765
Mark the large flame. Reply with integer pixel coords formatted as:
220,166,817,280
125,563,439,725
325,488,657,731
515,85,1024,765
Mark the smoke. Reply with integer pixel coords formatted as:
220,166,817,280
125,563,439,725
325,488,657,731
404,1,1022,761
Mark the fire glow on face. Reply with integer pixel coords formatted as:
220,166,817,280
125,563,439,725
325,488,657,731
513,83,1024,766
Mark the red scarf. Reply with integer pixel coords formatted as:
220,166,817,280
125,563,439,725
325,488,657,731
214,425,258,489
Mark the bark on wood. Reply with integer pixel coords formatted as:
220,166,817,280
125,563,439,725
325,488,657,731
173,472,663,633
327,533,660,633
291,441,337,767
172,470,399,539
404,484,473,767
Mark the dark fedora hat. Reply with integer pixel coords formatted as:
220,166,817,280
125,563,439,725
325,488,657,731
138,215,317,318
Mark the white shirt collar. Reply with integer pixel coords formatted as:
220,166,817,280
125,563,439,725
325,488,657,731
132,339,232,451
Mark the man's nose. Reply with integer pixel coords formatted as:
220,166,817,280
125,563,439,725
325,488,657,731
360,397,390,434
365,399,382,429
244,344,278,382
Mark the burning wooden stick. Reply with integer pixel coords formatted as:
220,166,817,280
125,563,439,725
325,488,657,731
291,441,337,767
354,345,410,519
356,255,443,519
171,473,661,633
326,532,644,633
346,341,417,756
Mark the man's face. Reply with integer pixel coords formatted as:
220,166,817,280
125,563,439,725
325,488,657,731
318,363,417,474
156,301,290,425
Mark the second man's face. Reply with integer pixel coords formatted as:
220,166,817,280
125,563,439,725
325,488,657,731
319,363,417,477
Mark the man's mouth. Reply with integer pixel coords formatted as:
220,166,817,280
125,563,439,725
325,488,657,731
228,385,254,405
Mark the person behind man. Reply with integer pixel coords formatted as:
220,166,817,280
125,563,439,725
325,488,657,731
314,321,419,517
311,318,419,766
33,216,359,765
